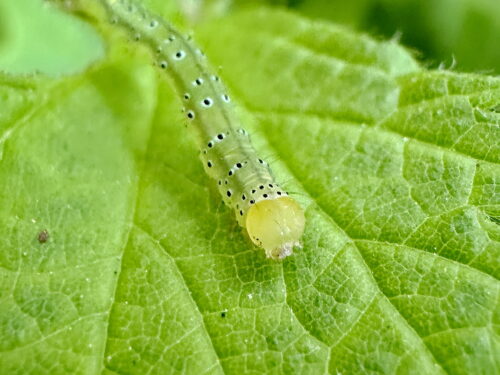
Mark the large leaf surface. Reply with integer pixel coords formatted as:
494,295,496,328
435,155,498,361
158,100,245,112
0,3,499,375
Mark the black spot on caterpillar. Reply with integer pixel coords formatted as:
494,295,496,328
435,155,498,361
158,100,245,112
55,0,305,259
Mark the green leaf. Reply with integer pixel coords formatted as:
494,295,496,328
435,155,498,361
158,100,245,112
0,0,104,76
1,3,499,375
293,0,500,74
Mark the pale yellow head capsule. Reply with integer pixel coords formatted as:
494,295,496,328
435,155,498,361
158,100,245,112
245,197,305,260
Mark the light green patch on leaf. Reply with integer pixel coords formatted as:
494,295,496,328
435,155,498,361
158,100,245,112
0,2,499,375
0,0,104,76
293,0,500,75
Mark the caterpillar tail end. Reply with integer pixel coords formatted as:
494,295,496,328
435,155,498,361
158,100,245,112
245,197,305,260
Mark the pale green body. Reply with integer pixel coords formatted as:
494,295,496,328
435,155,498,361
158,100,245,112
102,0,287,226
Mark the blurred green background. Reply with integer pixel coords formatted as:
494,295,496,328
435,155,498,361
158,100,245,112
294,0,500,74
232,0,500,74
1,0,499,76
0,0,104,76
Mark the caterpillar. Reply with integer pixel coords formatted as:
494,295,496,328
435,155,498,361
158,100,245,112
51,0,305,259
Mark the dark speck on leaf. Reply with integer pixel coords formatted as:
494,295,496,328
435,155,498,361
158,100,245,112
220,311,227,318
38,230,49,243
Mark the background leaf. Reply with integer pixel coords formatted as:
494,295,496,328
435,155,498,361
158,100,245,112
0,1,499,374
0,0,104,76
225,0,500,74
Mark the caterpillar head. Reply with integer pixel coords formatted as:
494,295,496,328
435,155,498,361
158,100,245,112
245,197,305,260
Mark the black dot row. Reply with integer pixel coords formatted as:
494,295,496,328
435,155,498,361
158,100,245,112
208,160,247,177
202,129,247,154
184,93,231,120
220,183,287,203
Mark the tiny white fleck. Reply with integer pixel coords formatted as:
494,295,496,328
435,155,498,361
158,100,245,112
124,301,128,305
88,343,93,348
128,346,133,351
22,251,27,256
247,293,253,299
107,356,112,362
85,277,90,283
402,137,409,142
31,218,36,223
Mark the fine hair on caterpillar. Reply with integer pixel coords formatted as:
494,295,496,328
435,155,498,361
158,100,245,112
49,0,306,259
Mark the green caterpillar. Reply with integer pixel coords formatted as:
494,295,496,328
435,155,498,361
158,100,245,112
52,0,305,259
